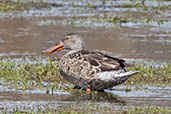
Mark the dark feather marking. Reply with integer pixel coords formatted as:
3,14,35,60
67,33,76,36
104,54,127,72
92,51,126,70
89,59,99,66
81,50,90,54
80,50,128,72
99,63,120,72
99,66,114,72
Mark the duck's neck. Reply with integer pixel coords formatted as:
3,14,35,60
64,49,83,57
70,49,84,53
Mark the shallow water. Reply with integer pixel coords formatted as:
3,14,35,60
0,0,171,113
0,18,170,64
0,0,170,64
0,84,171,113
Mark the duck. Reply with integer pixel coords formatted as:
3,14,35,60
42,34,139,91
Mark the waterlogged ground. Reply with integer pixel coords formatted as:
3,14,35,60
0,0,171,113
0,84,171,113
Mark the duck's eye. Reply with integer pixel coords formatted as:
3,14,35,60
65,37,70,40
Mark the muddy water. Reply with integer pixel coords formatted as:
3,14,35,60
0,0,170,63
0,18,170,63
0,85,171,113
0,0,171,113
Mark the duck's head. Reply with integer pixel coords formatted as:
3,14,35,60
42,34,85,54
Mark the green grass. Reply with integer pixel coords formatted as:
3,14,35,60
0,1,23,12
125,106,171,114
126,63,171,86
0,0,62,12
0,0,170,26
11,105,171,114
0,59,170,91
0,58,69,92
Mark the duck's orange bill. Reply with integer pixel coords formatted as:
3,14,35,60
41,43,64,54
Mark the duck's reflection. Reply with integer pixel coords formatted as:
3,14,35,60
62,90,126,105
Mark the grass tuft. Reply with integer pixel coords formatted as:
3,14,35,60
0,58,68,91
126,63,171,86
0,59,170,91
0,1,23,12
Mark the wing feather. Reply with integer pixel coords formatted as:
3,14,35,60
81,50,127,72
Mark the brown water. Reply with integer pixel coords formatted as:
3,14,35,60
0,84,171,113
0,18,170,64
0,0,171,113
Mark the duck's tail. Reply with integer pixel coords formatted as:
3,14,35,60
116,70,139,77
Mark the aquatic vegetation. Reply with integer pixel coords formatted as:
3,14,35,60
0,0,170,27
0,58,68,91
0,1,23,12
11,105,171,114
0,59,170,91
126,63,171,86
126,106,171,114
57,106,171,114
0,0,62,12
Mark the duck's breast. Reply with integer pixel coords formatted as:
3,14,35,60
59,51,98,87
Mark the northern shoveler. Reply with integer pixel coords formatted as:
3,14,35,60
42,34,139,91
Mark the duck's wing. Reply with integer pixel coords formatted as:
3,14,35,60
95,50,134,67
81,50,128,72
